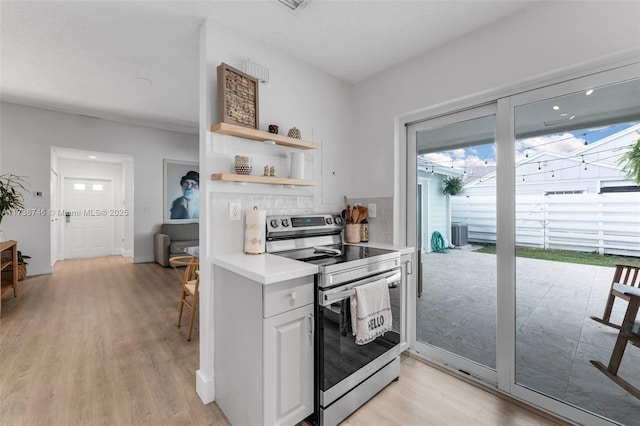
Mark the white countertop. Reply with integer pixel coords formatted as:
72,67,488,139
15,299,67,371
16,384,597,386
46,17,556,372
212,252,318,285
212,243,413,285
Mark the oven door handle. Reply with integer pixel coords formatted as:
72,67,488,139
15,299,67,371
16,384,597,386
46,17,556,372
322,271,401,304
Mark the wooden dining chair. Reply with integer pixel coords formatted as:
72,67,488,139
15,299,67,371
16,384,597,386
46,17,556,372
591,264,640,329
590,284,640,400
169,256,200,341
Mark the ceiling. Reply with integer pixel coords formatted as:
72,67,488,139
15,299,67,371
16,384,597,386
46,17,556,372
0,1,538,134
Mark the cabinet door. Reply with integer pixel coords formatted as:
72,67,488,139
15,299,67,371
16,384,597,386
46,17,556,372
263,304,314,426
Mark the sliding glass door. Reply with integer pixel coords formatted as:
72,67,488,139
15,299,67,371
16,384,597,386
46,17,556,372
408,105,498,383
511,74,640,425
406,63,640,425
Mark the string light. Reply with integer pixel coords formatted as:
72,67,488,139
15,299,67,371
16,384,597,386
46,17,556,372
417,132,636,183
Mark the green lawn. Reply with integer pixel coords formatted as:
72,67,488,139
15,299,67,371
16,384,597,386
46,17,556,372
475,245,640,268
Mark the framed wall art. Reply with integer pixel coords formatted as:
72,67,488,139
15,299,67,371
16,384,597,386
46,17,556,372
163,159,199,223
217,62,259,129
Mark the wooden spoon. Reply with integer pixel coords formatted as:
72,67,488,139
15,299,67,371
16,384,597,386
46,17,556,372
358,205,367,223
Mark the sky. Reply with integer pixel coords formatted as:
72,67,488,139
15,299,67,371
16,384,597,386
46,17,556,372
420,122,636,172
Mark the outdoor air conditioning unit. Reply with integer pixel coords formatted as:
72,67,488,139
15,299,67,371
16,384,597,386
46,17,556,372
451,223,468,246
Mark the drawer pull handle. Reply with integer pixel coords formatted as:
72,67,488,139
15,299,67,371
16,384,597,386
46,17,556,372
290,292,297,300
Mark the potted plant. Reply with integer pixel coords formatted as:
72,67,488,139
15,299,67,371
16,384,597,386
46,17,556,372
618,137,640,185
442,176,464,196
17,250,30,281
0,174,29,241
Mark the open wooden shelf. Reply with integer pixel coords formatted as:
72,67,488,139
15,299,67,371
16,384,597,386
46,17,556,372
211,122,319,150
1,260,12,271
211,173,317,186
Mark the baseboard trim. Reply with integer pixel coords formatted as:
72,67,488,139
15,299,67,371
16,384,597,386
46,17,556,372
196,369,215,404
133,255,154,264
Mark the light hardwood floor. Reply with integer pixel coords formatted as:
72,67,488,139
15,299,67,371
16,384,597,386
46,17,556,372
1,256,564,425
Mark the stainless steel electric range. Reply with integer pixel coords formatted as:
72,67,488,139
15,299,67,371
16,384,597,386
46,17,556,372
266,213,404,426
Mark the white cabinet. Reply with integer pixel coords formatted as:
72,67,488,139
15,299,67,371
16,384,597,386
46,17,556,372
264,304,314,426
214,266,314,426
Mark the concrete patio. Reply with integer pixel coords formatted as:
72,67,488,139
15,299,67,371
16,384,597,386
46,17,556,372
418,247,640,425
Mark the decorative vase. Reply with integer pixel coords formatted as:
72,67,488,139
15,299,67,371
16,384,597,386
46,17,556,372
17,264,26,281
268,124,279,134
287,127,301,139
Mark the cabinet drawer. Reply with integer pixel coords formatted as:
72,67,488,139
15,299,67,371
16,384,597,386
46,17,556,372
263,277,314,318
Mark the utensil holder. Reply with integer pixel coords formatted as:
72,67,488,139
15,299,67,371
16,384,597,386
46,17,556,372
345,224,361,243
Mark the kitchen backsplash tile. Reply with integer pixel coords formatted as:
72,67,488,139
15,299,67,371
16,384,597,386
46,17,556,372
210,192,314,216
349,196,394,244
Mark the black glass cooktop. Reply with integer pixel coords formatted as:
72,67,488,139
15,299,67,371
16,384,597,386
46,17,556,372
273,244,395,267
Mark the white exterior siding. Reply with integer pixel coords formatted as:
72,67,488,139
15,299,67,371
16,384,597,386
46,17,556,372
452,193,640,256
418,172,450,252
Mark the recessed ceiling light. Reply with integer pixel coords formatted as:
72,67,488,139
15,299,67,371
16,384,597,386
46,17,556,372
89,155,97,159
561,113,568,117
553,106,560,110
569,115,576,120
585,89,594,96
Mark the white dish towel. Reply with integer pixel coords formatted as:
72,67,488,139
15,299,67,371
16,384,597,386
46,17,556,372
351,278,392,345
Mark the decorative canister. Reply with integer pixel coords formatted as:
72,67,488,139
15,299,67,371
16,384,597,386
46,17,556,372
234,156,252,175
287,127,301,139
268,124,279,134
360,219,369,242
345,224,361,243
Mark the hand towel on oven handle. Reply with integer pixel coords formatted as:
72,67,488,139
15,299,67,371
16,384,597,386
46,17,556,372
350,278,392,345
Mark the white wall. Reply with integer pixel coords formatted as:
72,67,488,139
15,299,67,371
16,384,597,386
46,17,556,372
352,1,640,198
0,102,198,273
204,20,354,213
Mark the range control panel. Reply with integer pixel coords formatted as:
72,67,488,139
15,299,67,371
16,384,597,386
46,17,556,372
266,213,343,234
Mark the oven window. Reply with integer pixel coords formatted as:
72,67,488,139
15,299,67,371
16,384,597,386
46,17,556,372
320,283,400,392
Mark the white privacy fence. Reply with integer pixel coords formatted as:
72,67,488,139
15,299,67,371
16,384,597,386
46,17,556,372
450,193,640,257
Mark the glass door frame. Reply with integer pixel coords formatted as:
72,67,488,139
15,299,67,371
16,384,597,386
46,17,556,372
400,62,640,426
499,64,640,425
407,103,498,384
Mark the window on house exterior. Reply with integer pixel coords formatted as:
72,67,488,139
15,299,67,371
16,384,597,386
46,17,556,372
600,185,640,193
544,190,585,195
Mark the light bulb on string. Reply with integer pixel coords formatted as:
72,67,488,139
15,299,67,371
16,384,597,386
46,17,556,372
522,175,525,182
582,155,585,163
552,171,555,178
538,162,541,170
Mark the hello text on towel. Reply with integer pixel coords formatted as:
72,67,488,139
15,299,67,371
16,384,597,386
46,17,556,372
351,278,392,345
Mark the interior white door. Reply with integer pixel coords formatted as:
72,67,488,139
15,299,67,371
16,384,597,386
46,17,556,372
63,178,114,259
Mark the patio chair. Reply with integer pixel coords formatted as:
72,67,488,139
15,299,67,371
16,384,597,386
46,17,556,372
590,284,640,400
591,264,640,329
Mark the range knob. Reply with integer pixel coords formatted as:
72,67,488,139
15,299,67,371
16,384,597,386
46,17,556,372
334,216,342,226
281,218,290,227
326,217,333,225
270,219,279,228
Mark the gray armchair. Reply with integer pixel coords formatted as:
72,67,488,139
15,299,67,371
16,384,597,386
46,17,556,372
154,223,199,267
